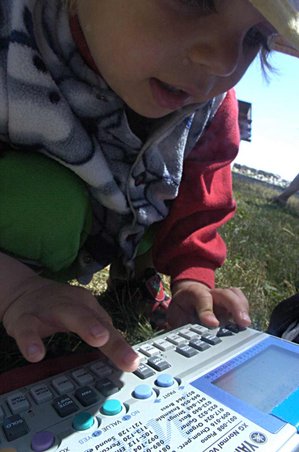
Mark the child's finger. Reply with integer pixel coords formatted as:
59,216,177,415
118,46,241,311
172,284,219,328
212,288,251,326
42,302,111,347
57,306,140,371
194,294,220,327
99,330,140,372
9,315,46,363
40,302,140,372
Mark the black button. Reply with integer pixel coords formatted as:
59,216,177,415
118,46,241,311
53,395,79,417
225,322,246,333
75,386,100,406
134,363,156,380
190,338,210,351
217,327,234,337
2,414,29,441
176,345,198,357
201,334,222,345
147,356,171,371
95,378,120,397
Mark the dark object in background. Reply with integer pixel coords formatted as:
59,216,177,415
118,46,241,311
238,100,252,142
267,293,299,343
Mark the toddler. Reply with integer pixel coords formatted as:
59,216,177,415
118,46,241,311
0,0,298,372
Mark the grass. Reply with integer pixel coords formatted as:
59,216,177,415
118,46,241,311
1,174,299,373
217,174,299,331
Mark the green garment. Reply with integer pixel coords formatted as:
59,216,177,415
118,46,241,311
0,150,92,273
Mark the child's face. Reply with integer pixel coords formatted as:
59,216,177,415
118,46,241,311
77,0,275,118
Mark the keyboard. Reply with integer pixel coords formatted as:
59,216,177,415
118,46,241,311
1,323,299,452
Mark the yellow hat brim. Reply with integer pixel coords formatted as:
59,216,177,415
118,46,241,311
249,0,299,51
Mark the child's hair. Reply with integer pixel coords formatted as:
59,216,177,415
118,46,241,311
260,48,274,78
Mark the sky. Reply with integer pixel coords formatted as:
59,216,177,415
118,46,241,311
234,51,299,182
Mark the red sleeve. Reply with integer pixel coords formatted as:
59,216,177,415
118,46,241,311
152,89,240,288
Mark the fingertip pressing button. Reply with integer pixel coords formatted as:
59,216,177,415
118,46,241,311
133,384,153,399
155,374,175,388
72,412,94,431
31,431,55,451
101,399,122,416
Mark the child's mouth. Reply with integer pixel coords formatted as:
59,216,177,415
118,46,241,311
150,78,191,110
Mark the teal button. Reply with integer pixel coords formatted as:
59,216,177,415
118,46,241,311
101,399,122,416
72,412,94,431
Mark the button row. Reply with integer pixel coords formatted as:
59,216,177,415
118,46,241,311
135,328,226,379
137,326,210,357
2,362,115,418
133,374,175,400
2,371,176,447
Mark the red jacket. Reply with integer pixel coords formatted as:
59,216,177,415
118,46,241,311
153,89,240,288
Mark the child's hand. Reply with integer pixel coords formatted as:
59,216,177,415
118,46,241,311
2,275,140,372
168,280,251,329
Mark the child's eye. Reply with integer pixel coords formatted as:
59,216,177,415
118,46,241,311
244,27,272,52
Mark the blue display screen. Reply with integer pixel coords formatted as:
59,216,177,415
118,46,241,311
213,345,299,412
191,337,299,433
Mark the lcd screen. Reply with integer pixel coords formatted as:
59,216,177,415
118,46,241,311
213,345,299,412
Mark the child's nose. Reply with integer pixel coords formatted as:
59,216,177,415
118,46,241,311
187,35,242,78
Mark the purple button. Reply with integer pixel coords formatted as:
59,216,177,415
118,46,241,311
31,431,55,451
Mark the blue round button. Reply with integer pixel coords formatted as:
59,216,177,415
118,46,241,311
72,412,94,431
101,399,122,416
133,384,153,399
155,374,175,388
